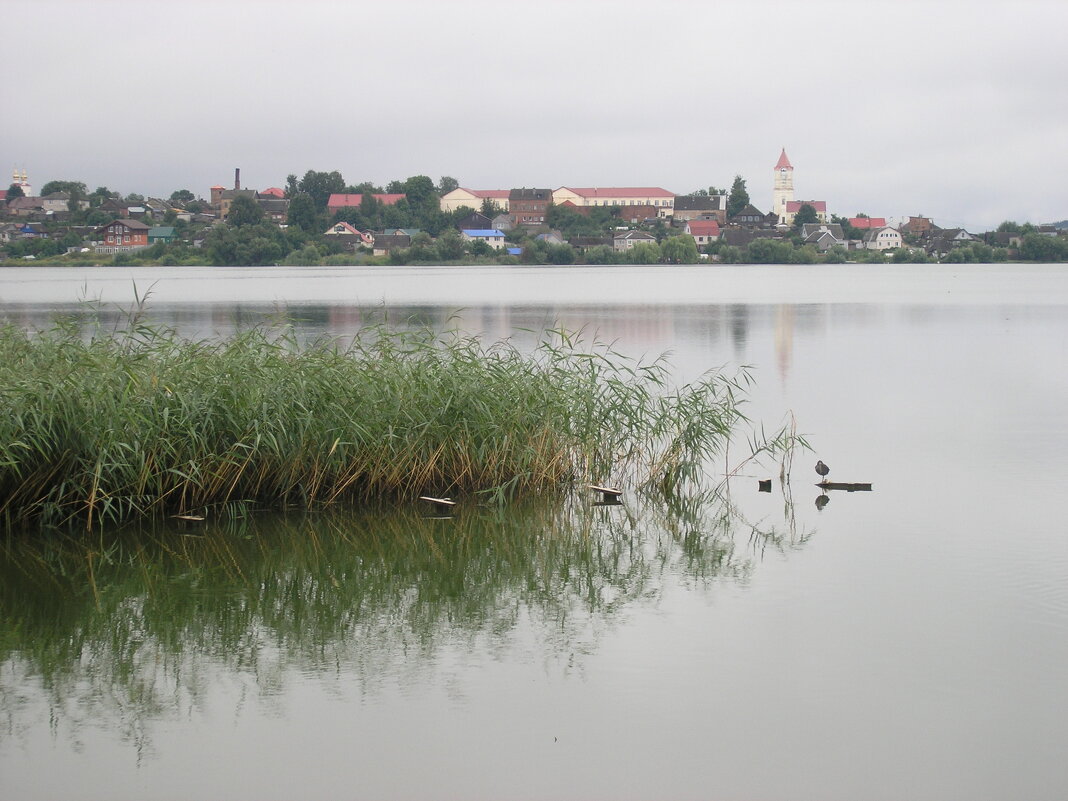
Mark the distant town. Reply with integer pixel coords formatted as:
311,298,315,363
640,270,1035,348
3,150,1066,266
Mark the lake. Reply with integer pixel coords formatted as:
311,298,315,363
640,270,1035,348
2,263,1067,801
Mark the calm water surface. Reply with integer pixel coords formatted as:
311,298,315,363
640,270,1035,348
2,263,1067,800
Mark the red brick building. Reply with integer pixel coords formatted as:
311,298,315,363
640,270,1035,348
94,218,150,253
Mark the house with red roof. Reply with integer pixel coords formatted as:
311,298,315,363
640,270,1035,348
684,220,721,248
849,216,887,229
327,193,405,216
784,200,827,225
323,221,374,250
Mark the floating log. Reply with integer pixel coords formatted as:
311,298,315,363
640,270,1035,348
419,495,457,511
816,481,872,492
758,479,772,493
172,514,206,521
589,484,623,503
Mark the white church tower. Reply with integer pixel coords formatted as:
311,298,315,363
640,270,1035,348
773,149,794,224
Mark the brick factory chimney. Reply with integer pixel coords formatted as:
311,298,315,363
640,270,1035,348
234,168,240,191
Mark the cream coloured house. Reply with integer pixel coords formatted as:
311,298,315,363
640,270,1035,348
553,187,676,217
440,188,511,213
863,226,903,250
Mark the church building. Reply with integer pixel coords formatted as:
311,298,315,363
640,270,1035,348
772,149,827,226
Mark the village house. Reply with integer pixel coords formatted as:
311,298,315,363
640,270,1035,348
6,196,46,218
326,193,406,217
783,200,828,225
800,223,847,252
535,231,566,246
901,216,934,237
925,228,977,259
672,194,728,224
863,225,903,250
684,220,721,248
372,234,411,257
613,230,657,252
553,187,675,218
41,192,88,214
455,211,493,231
323,221,374,250
147,226,176,244
848,216,887,230
729,203,769,227
509,188,552,227
439,188,511,214
461,228,507,249
93,218,150,253
614,205,660,225
210,169,291,220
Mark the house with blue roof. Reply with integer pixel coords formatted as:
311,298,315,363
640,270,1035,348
460,229,506,250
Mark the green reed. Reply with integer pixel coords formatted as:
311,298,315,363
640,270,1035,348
0,316,767,531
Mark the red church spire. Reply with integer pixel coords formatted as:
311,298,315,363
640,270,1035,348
775,148,793,170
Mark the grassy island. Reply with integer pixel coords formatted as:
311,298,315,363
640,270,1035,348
0,317,765,531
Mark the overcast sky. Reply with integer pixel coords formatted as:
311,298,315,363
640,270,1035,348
4,0,1065,230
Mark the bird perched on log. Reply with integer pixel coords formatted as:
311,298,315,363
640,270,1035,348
815,460,830,482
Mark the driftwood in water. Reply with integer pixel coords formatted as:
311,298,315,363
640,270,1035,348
589,484,623,503
419,495,457,511
816,481,872,492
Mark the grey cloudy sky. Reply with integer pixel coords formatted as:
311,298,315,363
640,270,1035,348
4,0,1065,230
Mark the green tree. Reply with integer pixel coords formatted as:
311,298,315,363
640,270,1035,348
227,194,265,227
40,180,87,197
1019,233,1067,262
6,183,25,200
746,238,796,264
824,245,848,263
286,192,319,232
438,176,459,195
626,242,661,264
726,175,750,218
831,214,862,240
480,197,503,218
792,203,820,232
435,229,466,261
582,245,618,265
205,221,289,265
169,189,195,205
296,170,345,211
547,243,576,265
89,187,115,207
660,235,700,264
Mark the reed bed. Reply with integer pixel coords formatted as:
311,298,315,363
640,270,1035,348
0,317,756,531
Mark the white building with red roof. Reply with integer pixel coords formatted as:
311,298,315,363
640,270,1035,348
684,220,721,248
552,187,676,218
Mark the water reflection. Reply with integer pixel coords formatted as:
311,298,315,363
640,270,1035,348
0,489,804,754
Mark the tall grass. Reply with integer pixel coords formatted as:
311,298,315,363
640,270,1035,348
0,315,770,531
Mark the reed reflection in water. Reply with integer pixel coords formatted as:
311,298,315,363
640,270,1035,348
0,486,806,759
